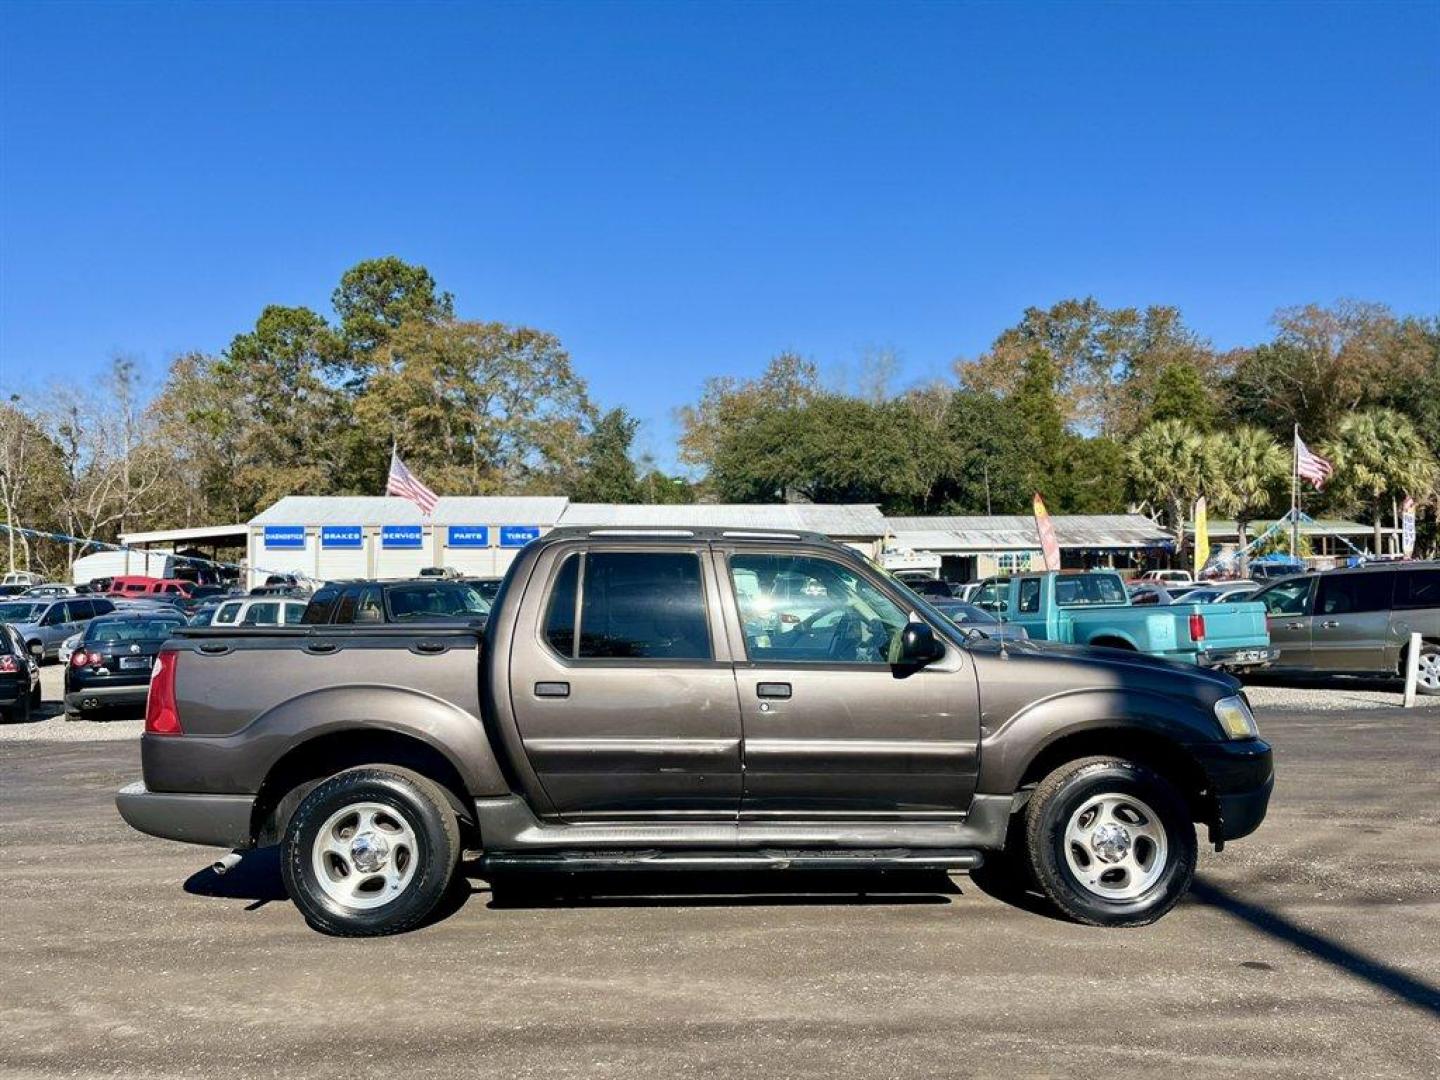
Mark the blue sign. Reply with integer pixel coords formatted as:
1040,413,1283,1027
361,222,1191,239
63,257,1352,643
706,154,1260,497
381,525,424,550
447,526,490,549
500,525,541,548
263,525,306,550
321,526,363,550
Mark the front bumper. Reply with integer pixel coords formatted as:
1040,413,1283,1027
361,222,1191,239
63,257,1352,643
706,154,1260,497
115,782,255,848
1189,738,1274,842
1197,646,1281,670
65,685,150,712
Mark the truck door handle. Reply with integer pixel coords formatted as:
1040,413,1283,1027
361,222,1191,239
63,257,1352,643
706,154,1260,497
1286,622,1305,631
757,682,792,700
1321,620,1340,629
413,641,446,654
304,641,339,655
534,681,570,698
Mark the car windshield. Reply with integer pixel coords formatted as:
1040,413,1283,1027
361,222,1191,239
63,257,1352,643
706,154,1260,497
1054,575,1129,606
0,602,47,621
933,601,998,625
386,582,491,620
86,618,184,642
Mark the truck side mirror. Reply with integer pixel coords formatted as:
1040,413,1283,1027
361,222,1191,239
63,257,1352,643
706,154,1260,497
896,621,944,666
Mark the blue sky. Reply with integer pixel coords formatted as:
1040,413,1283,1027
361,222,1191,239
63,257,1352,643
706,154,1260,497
1,1,1436,469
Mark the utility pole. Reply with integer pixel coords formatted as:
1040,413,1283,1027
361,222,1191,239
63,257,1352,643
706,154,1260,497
1290,423,1300,561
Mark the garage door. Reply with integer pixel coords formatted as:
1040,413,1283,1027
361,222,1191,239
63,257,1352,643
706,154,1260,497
375,525,432,579
317,526,367,583
260,525,318,582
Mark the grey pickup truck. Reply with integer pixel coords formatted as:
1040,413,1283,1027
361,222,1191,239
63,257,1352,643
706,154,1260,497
117,528,1273,936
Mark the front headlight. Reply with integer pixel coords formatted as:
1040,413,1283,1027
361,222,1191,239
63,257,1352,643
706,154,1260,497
1214,695,1259,740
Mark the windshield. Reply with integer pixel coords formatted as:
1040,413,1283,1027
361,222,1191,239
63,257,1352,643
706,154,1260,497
933,600,998,625
86,618,184,642
0,602,46,622
1054,574,1129,607
386,582,491,620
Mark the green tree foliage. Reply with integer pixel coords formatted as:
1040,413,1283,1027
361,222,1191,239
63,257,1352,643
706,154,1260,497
572,409,642,503
1148,363,1217,430
332,256,455,362
1206,426,1289,558
1322,409,1438,554
677,351,820,475
1127,420,1215,547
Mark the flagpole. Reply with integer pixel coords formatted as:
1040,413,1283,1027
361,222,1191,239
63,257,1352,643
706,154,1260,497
1291,423,1300,560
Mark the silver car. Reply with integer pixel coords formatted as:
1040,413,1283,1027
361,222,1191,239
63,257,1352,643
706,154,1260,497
0,596,117,660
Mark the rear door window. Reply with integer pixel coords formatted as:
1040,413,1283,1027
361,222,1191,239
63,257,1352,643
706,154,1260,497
333,586,362,624
213,601,241,625
544,551,710,660
241,602,280,626
302,589,339,625
354,586,385,624
1395,568,1440,610
1257,579,1311,616
543,555,580,657
1316,573,1393,615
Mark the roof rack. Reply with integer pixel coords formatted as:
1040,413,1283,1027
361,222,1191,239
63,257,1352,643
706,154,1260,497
586,528,697,538
720,530,803,540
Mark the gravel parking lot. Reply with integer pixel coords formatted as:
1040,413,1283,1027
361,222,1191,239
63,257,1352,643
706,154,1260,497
1,665,1436,1079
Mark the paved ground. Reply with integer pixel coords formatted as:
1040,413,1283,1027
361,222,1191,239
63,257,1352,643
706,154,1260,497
1,671,1437,1079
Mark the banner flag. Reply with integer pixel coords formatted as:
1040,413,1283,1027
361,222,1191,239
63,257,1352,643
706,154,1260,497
1193,496,1210,579
1033,492,1061,572
1402,496,1417,558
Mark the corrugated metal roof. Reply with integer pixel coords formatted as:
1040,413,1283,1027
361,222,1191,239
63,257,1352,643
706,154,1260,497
560,503,888,536
250,496,568,526
1185,518,1397,537
885,514,1171,552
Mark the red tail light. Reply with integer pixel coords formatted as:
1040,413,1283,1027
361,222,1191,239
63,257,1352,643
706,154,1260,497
1189,613,1206,643
145,650,182,735
70,651,89,668
0,655,17,674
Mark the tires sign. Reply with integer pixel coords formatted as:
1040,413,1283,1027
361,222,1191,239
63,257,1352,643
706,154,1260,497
500,526,541,548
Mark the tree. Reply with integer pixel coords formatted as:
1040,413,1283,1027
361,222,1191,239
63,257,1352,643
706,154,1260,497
331,256,454,362
572,409,642,503
1322,409,1438,555
1206,426,1288,565
0,400,65,572
353,318,595,495
677,351,820,476
1149,363,1217,430
1127,420,1214,549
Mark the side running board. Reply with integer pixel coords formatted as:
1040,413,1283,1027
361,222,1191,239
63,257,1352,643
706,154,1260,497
479,848,984,874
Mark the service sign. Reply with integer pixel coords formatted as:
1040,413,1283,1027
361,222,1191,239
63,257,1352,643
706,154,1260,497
321,526,363,550
447,526,490,549
263,525,306,550
381,525,424,550
500,525,541,548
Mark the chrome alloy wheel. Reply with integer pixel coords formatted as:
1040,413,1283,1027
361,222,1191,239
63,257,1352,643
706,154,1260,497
1417,650,1440,692
1062,793,1169,901
311,801,420,910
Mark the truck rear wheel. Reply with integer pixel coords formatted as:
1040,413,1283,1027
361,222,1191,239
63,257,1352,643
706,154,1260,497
281,767,460,937
1023,756,1196,927
1414,643,1440,696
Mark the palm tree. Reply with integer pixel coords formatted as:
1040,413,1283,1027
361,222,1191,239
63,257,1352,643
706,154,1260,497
1207,427,1288,570
1322,409,1438,555
1128,420,1213,551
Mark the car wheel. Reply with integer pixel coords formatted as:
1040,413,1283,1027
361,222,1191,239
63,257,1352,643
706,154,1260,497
1415,643,1440,697
1024,756,1196,927
281,767,460,937
3,694,28,723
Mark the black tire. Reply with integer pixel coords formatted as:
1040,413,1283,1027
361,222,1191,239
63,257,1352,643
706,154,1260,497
1414,642,1440,697
281,766,460,937
3,694,28,724
1023,756,1196,927
29,680,41,708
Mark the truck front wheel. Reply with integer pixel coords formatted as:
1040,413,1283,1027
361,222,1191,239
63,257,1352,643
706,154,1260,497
1023,756,1196,927
281,767,460,937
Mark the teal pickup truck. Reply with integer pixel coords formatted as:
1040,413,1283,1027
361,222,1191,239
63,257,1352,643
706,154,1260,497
971,571,1278,671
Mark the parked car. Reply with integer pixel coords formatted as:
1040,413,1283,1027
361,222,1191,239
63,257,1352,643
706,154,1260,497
1249,563,1440,693
929,599,1030,643
0,583,32,596
22,583,78,598
417,566,463,579
468,576,504,604
248,584,313,599
1186,582,1261,605
0,596,118,660
208,597,308,627
64,610,189,720
973,571,1277,671
1137,570,1194,586
300,579,491,625
0,623,42,721
1,570,44,588
117,527,1273,936
108,576,196,599
57,632,83,665
1250,559,1306,581
902,578,962,599
1127,583,1176,606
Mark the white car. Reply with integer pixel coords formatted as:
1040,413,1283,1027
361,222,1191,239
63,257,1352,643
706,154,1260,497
1137,570,1194,586
57,632,83,665
208,597,307,627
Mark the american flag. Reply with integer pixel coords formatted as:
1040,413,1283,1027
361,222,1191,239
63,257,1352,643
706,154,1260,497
1295,432,1333,490
386,448,439,514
